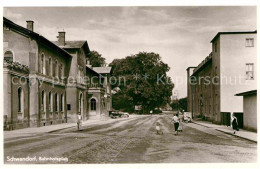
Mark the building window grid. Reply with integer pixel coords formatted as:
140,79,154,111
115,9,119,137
55,93,59,112
41,54,46,75
61,94,64,112
246,63,254,80
49,92,53,112
4,51,13,62
245,38,254,47
56,60,59,77
49,57,52,76
60,63,64,79
41,90,46,113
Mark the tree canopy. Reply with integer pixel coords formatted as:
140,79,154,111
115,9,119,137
89,51,106,67
109,52,174,113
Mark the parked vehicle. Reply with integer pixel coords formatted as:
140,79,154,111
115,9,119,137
120,112,130,118
109,111,130,118
109,111,121,118
184,112,192,123
153,109,163,114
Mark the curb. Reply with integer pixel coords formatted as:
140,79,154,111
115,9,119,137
192,121,257,143
215,129,257,143
191,121,211,128
48,125,76,133
48,119,113,133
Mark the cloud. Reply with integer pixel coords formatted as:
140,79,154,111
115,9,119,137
4,8,22,20
3,6,256,98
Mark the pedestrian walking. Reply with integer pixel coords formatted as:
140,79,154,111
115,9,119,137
232,114,239,134
171,113,180,135
155,121,163,135
77,113,82,131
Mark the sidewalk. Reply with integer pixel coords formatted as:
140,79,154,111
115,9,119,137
4,115,141,140
4,119,108,140
192,120,257,143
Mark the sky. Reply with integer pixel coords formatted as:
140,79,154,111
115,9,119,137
3,6,256,98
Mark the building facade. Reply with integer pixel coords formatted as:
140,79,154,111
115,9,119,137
3,17,112,130
186,67,196,116
187,31,257,127
53,37,91,122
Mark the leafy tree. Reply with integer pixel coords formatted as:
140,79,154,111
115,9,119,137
109,52,174,113
112,90,135,112
89,51,106,67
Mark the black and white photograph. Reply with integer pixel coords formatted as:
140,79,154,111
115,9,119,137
1,1,258,166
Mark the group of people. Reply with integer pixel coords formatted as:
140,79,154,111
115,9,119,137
78,111,239,135
156,113,239,135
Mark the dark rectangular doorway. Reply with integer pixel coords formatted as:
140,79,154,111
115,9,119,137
221,112,231,126
234,112,243,129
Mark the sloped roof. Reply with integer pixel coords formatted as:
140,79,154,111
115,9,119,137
52,41,85,49
3,17,72,59
52,40,91,56
92,67,112,74
86,66,103,78
235,90,257,96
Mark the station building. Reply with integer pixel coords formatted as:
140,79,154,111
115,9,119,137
3,17,112,130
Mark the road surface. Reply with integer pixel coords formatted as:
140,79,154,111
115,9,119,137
4,114,257,163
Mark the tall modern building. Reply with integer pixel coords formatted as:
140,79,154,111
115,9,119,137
187,31,257,128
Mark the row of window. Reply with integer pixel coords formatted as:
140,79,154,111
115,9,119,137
191,63,254,87
214,38,254,53
4,51,14,62
41,91,64,113
18,88,98,115
4,51,65,79
40,53,64,78
78,94,97,112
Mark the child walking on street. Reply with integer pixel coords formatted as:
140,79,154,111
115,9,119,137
156,121,163,135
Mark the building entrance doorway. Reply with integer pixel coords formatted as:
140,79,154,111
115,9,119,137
234,112,243,129
221,112,231,126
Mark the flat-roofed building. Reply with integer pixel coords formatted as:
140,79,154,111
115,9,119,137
187,31,257,128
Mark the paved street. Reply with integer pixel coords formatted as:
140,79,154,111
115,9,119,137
4,114,257,164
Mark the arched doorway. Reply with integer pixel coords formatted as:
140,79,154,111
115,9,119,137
90,98,96,112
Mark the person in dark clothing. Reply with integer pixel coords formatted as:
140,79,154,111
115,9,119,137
171,113,179,135
232,114,239,134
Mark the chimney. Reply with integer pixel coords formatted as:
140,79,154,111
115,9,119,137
26,21,34,31
57,32,66,46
